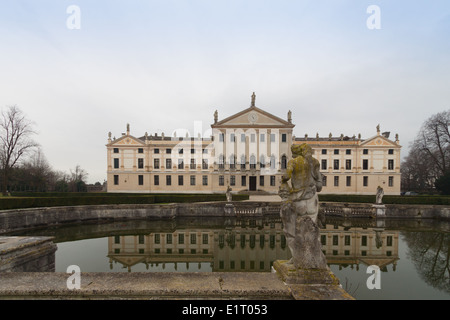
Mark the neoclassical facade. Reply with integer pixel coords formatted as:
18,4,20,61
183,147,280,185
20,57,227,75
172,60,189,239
106,93,401,195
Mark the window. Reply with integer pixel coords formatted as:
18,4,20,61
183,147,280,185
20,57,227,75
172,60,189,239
260,155,265,168
219,175,224,186
138,148,144,154
345,235,351,246
270,176,276,186
113,148,119,153
363,159,369,170
322,175,327,186
333,235,338,246
229,155,236,169
334,149,339,155
153,175,158,186
218,154,225,169
166,158,172,170
202,175,208,186
388,159,394,170
260,134,265,142
190,159,196,169
260,175,264,186
154,234,160,244
202,159,208,170
230,133,235,142
166,175,172,186
114,175,119,185
240,155,246,169
138,175,144,185
202,234,209,245
114,158,119,169
178,234,184,244
346,176,351,187
250,134,255,143
321,159,327,170
363,176,368,187
389,176,394,187
230,175,235,186
190,175,195,186
281,155,287,169
321,149,327,155
334,159,339,170
282,134,287,142
219,133,224,142
178,159,184,169
152,158,158,169
190,148,195,154
346,149,351,155
387,236,393,246
190,234,196,244
166,234,172,244
178,148,183,154
166,148,171,154
241,176,246,186
178,175,183,186
250,155,256,169
241,134,246,142
361,236,367,246
388,149,394,155
363,149,369,155
154,148,159,154
346,159,352,170
334,176,339,187
270,133,276,142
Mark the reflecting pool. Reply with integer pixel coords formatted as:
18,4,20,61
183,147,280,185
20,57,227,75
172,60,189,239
13,216,450,300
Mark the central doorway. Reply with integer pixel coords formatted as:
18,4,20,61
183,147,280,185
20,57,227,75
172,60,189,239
249,176,257,191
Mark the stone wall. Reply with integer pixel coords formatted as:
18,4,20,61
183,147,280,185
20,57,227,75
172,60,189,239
0,201,448,235
0,237,56,272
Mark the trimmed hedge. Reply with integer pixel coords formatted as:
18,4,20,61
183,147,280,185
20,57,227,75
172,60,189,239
0,193,250,210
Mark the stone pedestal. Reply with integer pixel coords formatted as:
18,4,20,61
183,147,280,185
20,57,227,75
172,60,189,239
372,204,386,217
273,260,355,300
224,203,235,216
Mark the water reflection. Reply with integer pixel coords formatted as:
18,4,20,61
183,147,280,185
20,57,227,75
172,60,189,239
10,216,449,298
402,230,450,294
107,218,290,272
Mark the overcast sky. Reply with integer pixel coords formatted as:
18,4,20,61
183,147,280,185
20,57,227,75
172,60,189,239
1,0,449,184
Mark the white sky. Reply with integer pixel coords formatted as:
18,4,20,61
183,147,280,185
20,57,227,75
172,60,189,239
1,0,449,183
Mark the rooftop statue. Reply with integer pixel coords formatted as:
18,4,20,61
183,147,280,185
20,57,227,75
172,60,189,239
279,143,328,269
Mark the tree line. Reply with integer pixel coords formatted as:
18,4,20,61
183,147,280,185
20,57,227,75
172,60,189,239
1,105,90,194
401,110,450,195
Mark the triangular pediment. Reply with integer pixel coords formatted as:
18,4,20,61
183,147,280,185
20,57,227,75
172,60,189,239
108,135,145,146
212,106,294,129
361,135,400,148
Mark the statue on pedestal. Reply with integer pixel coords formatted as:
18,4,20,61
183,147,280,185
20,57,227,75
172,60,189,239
279,143,328,270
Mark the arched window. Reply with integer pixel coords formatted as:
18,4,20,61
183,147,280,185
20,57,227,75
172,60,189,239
281,155,287,169
270,155,276,169
229,154,236,169
219,154,224,169
240,155,246,170
250,155,256,169
260,155,265,168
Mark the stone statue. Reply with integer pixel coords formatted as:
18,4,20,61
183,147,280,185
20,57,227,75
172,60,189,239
251,92,256,107
376,186,384,204
226,185,232,202
214,110,218,124
288,110,292,123
279,143,327,269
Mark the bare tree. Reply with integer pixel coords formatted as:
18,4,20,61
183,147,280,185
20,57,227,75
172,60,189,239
402,110,450,193
0,105,39,194
415,110,450,176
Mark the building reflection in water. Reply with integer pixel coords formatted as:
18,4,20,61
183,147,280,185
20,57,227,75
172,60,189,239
107,218,399,273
